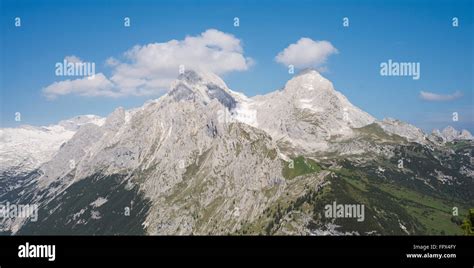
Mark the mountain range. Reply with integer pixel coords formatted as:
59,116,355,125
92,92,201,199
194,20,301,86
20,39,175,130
1,69,472,235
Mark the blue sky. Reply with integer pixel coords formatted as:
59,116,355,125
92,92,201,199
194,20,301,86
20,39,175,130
1,0,473,132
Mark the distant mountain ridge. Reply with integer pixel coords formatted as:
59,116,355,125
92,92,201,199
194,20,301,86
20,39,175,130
0,115,104,176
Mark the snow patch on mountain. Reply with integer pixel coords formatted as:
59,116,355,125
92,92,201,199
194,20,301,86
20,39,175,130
0,115,104,175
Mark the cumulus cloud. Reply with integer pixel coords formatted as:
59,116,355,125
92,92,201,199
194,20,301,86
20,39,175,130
43,29,253,99
43,73,116,99
64,55,82,63
275,38,338,69
105,57,120,67
419,90,463,101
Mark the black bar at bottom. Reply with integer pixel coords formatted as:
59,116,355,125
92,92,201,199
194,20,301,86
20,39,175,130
0,236,471,266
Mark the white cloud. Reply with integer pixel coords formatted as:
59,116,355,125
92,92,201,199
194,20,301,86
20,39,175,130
43,73,116,99
419,90,463,101
43,29,253,99
105,57,119,67
275,38,338,69
64,55,82,63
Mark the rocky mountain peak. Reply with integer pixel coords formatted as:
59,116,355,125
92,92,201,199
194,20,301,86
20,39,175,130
177,69,228,89
460,129,473,139
431,126,474,142
441,126,459,137
58,114,105,131
283,69,334,96
377,118,427,143
169,69,237,110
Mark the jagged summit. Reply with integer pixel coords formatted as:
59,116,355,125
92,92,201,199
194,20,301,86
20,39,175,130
377,118,427,144
431,126,473,142
168,70,238,110
176,69,228,89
